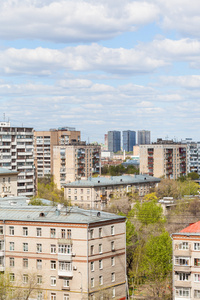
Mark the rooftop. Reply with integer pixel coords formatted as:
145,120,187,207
173,220,200,236
0,205,125,224
64,174,160,188
0,167,18,175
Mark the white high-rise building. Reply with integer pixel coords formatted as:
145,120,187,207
0,122,35,197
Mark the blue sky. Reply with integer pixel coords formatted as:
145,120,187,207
1,0,200,143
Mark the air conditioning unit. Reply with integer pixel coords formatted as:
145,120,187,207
73,266,77,270
72,253,76,257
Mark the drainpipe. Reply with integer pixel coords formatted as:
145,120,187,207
87,223,89,299
170,234,174,300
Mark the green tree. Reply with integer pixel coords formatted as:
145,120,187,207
180,179,199,196
187,172,199,180
156,178,180,199
144,192,158,201
140,231,172,299
134,200,165,226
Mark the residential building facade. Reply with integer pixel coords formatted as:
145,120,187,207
140,139,187,179
64,175,160,210
108,131,121,153
53,143,101,189
0,122,34,197
0,205,126,300
137,130,151,145
34,127,80,179
0,167,18,197
172,221,200,300
122,130,136,152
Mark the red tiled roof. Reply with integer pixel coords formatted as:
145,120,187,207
180,221,200,233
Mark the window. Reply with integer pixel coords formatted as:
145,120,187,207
37,244,42,253
9,273,15,282
175,287,190,297
37,291,43,300
74,189,77,194
194,290,200,299
179,242,188,250
23,274,28,284
81,188,83,194
3,178,5,183
67,229,71,239
36,228,42,237
74,196,77,201
9,226,14,236
112,288,115,298
23,243,28,252
195,274,200,282
23,258,28,268
68,188,71,194
91,278,94,288
111,272,115,282
99,260,103,270
8,177,10,183
51,293,56,300
91,261,94,272
61,229,66,238
59,261,72,271
37,275,42,285
9,257,14,267
111,257,115,266
36,259,42,270
50,228,56,238
51,244,56,254
0,226,3,234
10,242,14,251
194,243,200,251
99,244,102,254
111,225,114,235
90,229,94,239
0,240,4,251
195,258,200,266
178,273,189,281
111,241,115,251
0,257,3,267
63,279,69,288
64,295,69,300
51,261,56,270
91,245,94,255
99,275,103,286
87,188,90,194
58,244,72,254
51,276,56,286
99,228,102,238
23,227,28,236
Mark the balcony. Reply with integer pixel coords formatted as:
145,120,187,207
58,253,72,261
174,265,191,272
174,280,191,288
0,266,5,272
58,269,73,278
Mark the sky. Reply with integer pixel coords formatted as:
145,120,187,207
1,0,200,143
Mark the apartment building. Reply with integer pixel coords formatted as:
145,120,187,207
122,130,136,152
0,205,126,300
64,175,160,210
137,130,151,145
53,143,101,189
140,139,187,179
108,131,121,153
0,167,18,197
34,127,80,178
0,121,34,196
172,221,200,300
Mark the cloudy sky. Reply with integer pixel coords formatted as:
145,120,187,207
1,0,200,143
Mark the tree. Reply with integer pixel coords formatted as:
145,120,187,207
140,231,172,299
144,192,158,201
188,172,199,180
134,200,165,226
156,178,180,199
37,176,65,204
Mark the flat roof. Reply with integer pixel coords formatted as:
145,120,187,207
64,175,160,188
0,168,19,175
0,205,125,224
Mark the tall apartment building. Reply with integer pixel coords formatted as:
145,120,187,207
181,139,200,175
53,143,101,189
140,139,187,179
172,221,200,300
108,131,121,153
0,205,126,299
0,122,34,197
137,130,151,145
122,130,136,152
34,127,80,178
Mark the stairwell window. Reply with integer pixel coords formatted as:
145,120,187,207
179,242,188,250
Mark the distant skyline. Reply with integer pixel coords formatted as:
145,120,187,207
1,0,200,143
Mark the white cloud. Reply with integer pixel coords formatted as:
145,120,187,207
0,0,159,43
